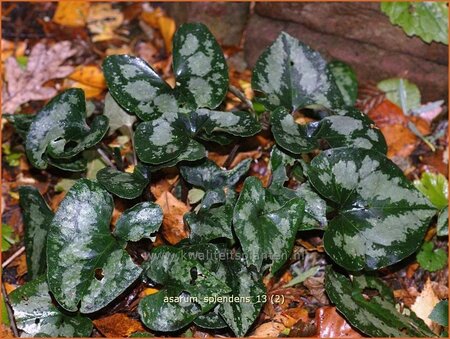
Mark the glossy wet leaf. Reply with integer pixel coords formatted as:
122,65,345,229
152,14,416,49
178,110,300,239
97,164,149,199
416,241,447,272
325,267,435,337
149,139,206,171
218,258,266,336
103,55,176,121
327,60,358,106
172,23,229,110
4,113,35,139
233,176,305,272
114,202,163,242
138,246,231,332
381,2,448,44
308,148,435,271
134,112,190,164
47,179,142,313
252,32,344,112
19,186,54,280
25,89,109,169
199,109,261,137
194,305,227,330
9,276,93,337
47,155,88,172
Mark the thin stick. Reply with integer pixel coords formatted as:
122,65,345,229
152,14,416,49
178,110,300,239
1,246,25,269
1,281,19,337
97,147,116,169
229,85,254,113
223,144,240,169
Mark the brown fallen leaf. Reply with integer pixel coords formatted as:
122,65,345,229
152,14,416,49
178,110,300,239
87,3,125,42
140,7,175,53
314,306,362,338
93,313,145,337
0,324,14,339
411,279,440,328
2,41,76,114
1,39,26,62
250,321,286,337
155,191,189,245
53,1,90,27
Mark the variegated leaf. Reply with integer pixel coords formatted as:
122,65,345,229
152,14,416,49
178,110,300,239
327,60,358,106
199,109,261,137
97,164,149,199
149,139,206,171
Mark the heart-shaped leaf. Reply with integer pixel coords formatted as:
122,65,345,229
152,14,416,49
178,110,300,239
97,164,149,199
134,112,190,164
4,113,35,139
19,186,54,280
325,266,435,337
103,55,177,121
9,276,93,338
194,305,227,330
327,61,358,106
233,176,305,272
47,155,88,172
113,202,163,242
172,23,229,110
138,246,231,332
252,32,344,112
149,139,206,171
307,148,435,271
218,257,266,336
199,109,261,137
25,89,109,169
47,179,142,313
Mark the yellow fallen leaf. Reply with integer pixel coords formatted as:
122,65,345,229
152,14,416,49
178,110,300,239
87,3,124,42
64,79,104,99
140,9,175,53
53,1,90,27
105,45,133,56
140,288,159,297
411,279,439,327
69,65,106,89
1,40,26,62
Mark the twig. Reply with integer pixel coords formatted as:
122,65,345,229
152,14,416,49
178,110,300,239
223,144,240,169
1,281,19,337
229,85,254,113
1,246,25,269
97,147,116,169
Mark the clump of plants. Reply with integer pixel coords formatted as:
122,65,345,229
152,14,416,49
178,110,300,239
7,23,440,337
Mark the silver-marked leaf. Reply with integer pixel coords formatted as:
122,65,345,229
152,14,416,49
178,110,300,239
9,276,93,338
149,139,206,171
270,107,319,154
172,23,228,110
19,186,54,280
233,176,305,272
315,107,387,154
252,32,344,112
97,164,149,199
4,113,35,139
325,267,435,337
25,89,108,169
47,179,142,313
47,155,87,172
307,148,435,271
138,246,231,332
180,158,251,191
134,112,190,164
327,61,358,106
194,305,227,330
103,55,177,121
114,202,163,242
103,92,137,135
198,109,261,137
218,258,265,337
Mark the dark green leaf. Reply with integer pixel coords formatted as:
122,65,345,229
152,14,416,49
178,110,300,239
97,164,149,199
134,112,190,164
327,61,358,106
381,2,448,44
4,113,35,139
429,300,448,327
172,23,228,110
308,147,435,271
149,139,206,171
129,332,154,338
19,186,54,280
47,179,142,313
114,202,163,242
233,176,305,272
199,109,261,137
252,32,344,112
194,305,227,330
325,266,435,337
103,55,177,121
437,206,448,236
138,246,231,332
47,155,87,172
9,276,93,337
416,241,447,272
25,89,108,169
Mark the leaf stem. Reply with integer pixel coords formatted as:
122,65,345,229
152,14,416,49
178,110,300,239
1,281,19,337
229,85,254,113
97,147,117,169
1,245,25,269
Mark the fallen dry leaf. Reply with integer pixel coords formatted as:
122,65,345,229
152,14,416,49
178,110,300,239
93,313,145,337
155,191,189,245
1,39,26,62
87,3,124,42
276,307,309,328
11,253,27,277
0,324,14,339
65,65,106,98
53,1,90,27
250,321,285,337
314,306,362,338
150,170,179,199
2,41,76,114
140,8,175,53
411,279,440,328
